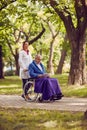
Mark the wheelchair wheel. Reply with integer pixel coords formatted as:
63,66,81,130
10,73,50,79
24,80,38,102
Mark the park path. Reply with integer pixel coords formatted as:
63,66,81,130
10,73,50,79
0,95,87,112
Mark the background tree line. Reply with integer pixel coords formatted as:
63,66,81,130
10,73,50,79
0,0,87,86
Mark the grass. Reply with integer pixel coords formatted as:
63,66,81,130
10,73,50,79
1,74,87,97
53,74,87,98
0,74,87,130
0,107,87,130
0,76,22,95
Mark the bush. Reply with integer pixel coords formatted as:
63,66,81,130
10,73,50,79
4,70,15,76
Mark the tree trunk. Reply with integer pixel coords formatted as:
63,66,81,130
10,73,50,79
47,39,54,74
56,49,67,74
68,40,86,85
0,45,4,79
15,56,19,76
14,48,19,76
49,0,87,85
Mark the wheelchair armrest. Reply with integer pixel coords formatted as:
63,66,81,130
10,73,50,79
28,77,36,81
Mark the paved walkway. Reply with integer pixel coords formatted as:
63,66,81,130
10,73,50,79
0,95,87,112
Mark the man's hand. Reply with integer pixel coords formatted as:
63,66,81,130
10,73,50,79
43,73,50,77
38,74,43,78
38,73,50,78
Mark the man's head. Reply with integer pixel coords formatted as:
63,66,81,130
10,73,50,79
35,54,42,64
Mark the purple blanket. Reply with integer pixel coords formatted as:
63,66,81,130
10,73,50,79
34,77,62,100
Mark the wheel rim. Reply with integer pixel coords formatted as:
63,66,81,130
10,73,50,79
24,81,38,101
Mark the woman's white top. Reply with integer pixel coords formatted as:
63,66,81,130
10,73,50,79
19,50,32,79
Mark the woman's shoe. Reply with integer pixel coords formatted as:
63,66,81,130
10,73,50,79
24,95,31,101
21,94,25,99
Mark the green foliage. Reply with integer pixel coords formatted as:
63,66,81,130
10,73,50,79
4,70,15,76
0,0,71,76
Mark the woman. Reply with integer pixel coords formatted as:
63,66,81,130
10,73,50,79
19,41,32,101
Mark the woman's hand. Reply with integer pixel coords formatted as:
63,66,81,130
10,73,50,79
23,69,28,72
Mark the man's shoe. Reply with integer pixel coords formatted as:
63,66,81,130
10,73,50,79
56,94,64,100
50,96,55,101
53,94,64,100
58,93,64,97
56,96,62,100
59,94,64,98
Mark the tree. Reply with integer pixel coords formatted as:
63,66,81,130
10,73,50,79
0,45,4,78
46,20,59,74
0,0,45,76
0,0,17,11
40,17,59,74
35,0,87,85
37,8,64,74
56,34,69,74
6,26,45,75
0,0,17,79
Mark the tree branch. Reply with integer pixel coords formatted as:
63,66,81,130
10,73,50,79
0,0,17,11
6,36,15,57
29,24,45,45
49,0,74,33
75,0,87,38
13,29,22,43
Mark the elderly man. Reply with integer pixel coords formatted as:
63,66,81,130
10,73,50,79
28,54,63,102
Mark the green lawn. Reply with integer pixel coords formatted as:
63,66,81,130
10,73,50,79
0,75,87,130
0,76,22,95
0,74,87,97
0,107,87,130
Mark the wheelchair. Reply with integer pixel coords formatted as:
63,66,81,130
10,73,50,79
23,78,41,102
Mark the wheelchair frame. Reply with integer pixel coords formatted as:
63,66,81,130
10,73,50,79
23,78,41,102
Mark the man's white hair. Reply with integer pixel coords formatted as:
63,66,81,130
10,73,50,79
35,54,42,59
